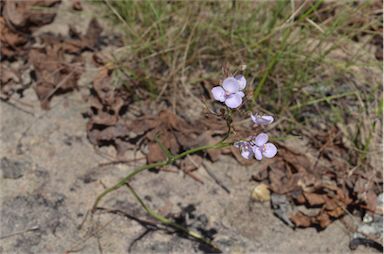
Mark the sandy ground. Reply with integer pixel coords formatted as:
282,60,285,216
0,85,373,254
0,1,377,253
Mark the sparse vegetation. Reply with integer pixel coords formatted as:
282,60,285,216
96,0,382,172
1,0,382,252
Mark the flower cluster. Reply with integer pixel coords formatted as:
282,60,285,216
210,74,278,161
234,133,277,160
211,75,246,109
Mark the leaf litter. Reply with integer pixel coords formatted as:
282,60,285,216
1,0,107,108
252,127,382,249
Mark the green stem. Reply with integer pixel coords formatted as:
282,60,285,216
90,137,231,252
91,160,166,212
126,184,220,252
174,142,230,161
91,141,231,212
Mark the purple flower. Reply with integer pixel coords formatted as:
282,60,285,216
234,141,253,159
234,133,277,161
251,113,274,126
251,133,277,160
235,75,246,90
211,76,246,109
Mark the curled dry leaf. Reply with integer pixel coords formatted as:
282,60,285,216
3,0,60,29
62,18,104,54
0,17,28,59
129,110,197,163
86,67,132,158
1,0,60,59
29,46,83,109
1,64,20,100
0,62,33,100
26,18,105,108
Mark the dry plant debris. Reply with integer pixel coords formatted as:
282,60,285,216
1,0,60,101
85,64,264,170
86,67,132,158
1,0,61,60
0,63,32,101
252,127,382,233
29,18,104,108
29,45,83,109
86,67,227,165
1,0,105,108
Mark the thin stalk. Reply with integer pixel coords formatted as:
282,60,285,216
91,160,166,212
89,125,232,252
91,141,231,212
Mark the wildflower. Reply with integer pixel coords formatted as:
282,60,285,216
211,75,246,109
251,113,274,126
234,141,253,159
251,133,277,160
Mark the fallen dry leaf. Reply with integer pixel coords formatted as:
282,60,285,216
29,45,83,109
1,0,60,59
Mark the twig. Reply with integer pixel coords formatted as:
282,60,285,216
183,155,205,184
1,99,34,116
0,226,39,240
183,169,204,184
127,229,153,253
41,72,74,103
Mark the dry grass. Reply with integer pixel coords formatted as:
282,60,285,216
93,0,382,172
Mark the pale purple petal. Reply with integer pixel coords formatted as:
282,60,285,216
262,143,277,158
251,114,274,125
222,77,240,94
225,93,242,109
235,75,246,90
252,146,263,160
241,147,253,159
255,133,268,146
250,114,258,124
211,86,226,102
261,115,274,124
236,91,245,98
